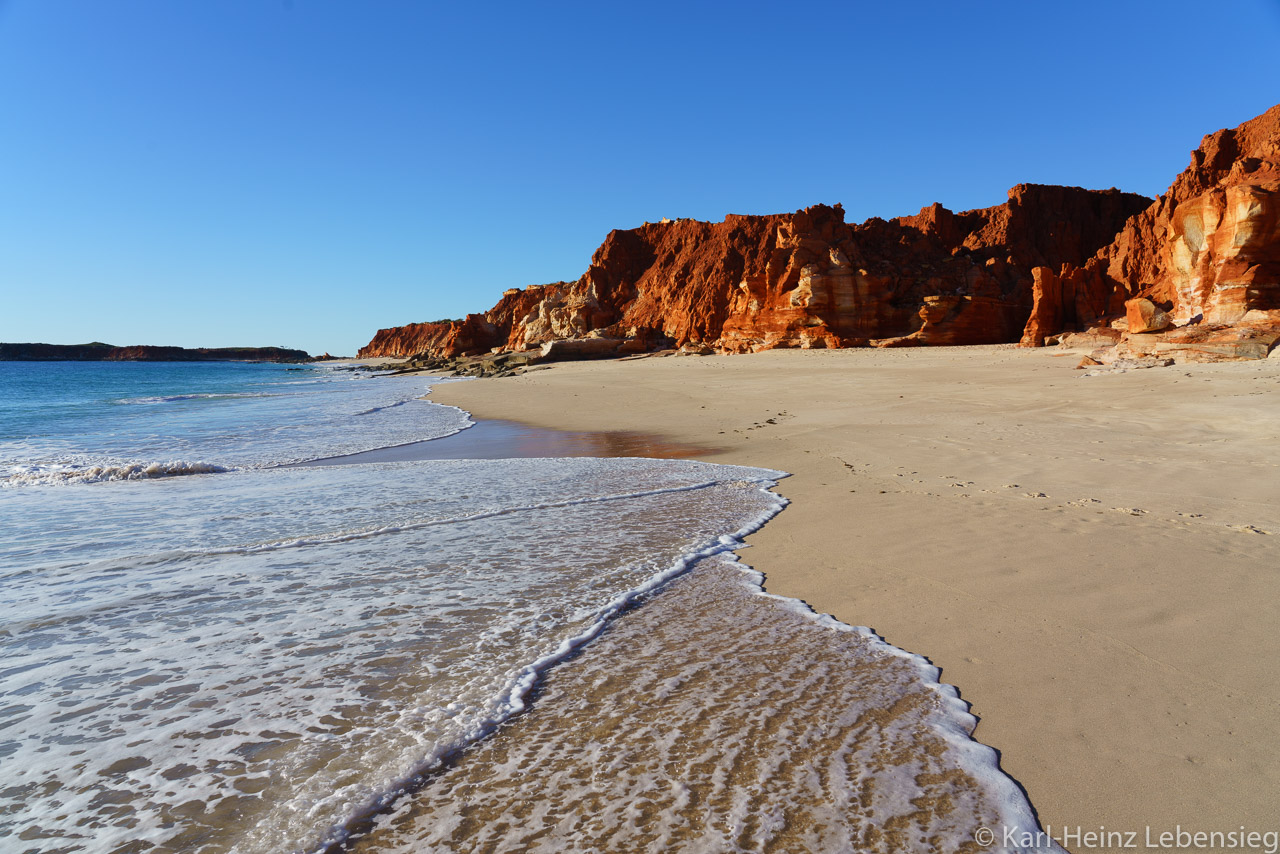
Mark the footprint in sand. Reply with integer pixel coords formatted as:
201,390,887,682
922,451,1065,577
1113,507,1147,516
1228,524,1270,535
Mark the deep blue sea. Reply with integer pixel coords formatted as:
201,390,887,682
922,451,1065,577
0,362,1051,853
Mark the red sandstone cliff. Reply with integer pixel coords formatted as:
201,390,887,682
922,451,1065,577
360,105,1280,362
360,185,1149,359
1022,104,1280,348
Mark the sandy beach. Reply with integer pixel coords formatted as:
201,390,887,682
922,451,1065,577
426,344,1280,842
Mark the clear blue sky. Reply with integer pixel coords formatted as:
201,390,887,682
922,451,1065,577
2,1,1278,355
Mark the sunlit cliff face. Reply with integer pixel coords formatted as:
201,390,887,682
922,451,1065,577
1169,183,1280,323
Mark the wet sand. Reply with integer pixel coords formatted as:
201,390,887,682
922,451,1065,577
426,344,1280,843
347,557,1023,853
304,418,713,466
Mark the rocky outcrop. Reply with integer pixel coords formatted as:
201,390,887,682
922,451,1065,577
360,186,1148,359
1125,298,1173,333
1064,320,1280,366
1025,104,1280,360
1118,323,1280,363
1104,104,1280,324
362,105,1280,363
1019,262,1129,346
0,343,311,362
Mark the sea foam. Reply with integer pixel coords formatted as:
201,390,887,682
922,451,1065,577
0,457,790,853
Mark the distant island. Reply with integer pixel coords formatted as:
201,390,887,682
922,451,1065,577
0,342,312,362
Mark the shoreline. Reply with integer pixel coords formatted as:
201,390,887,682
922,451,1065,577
427,344,1280,840
295,373,1055,847
300,416,714,465
317,460,794,853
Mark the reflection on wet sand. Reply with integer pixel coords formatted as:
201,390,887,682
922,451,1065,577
305,418,714,465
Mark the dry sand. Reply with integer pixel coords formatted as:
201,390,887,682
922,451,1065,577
426,344,1280,841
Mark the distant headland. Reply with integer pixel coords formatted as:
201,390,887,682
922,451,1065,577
0,342,312,362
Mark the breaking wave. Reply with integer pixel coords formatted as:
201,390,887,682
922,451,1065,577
3,460,231,487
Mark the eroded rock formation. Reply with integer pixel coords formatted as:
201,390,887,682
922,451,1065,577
360,186,1148,359
1106,104,1280,324
360,104,1280,364
1025,104,1280,361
